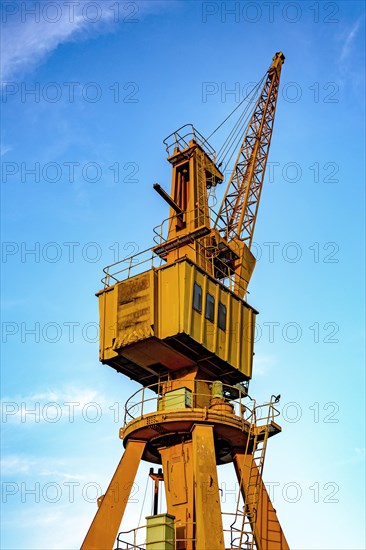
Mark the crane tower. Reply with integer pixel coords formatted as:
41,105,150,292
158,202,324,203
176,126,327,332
81,52,289,550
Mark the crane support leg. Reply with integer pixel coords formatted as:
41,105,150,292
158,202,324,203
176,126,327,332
81,439,146,550
192,424,225,550
233,451,290,550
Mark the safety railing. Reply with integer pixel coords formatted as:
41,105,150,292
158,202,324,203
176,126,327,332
101,246,163,288
101,230,252,302
116,521,197,550
115,514,257,549
152,205,217,246
222,512,254,550
115,524,146,549
123,380,280,429
244,399,280,428
101,206,217,288
163,124,217,163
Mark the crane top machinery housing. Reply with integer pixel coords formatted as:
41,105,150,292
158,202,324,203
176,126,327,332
82,52,289,550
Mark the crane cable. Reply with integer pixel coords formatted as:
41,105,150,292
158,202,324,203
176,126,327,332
137,472,150,527
204,72,267,174
204,73,265,142
217,76,266,173
216,80,261,160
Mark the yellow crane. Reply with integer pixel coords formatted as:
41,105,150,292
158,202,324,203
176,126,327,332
81,52,288,550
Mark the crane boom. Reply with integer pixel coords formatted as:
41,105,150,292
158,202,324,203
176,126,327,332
215,52,285,247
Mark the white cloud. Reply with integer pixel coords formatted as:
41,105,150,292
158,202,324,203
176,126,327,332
340,16,364,61
1,454,91,481
0,1,122,81
0,144,13,156
1,0,175,82
333,446,366,467
27,386,103,405
253,354,277,376
2,384,105,404
1,384,109,424
0,452,113,548
2,491,96,548
1,455,32,474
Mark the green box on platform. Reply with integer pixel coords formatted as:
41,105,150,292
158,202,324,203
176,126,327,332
159,387,192,410
146,514,175,550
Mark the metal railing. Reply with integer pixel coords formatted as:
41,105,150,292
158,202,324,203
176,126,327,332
123,380,280,429
115,514,257,549
101,246,162,288
101,207,220,288
152,205,217,247
222,512,254,550
116,521,196,550
101,228,252,302
115,524,147,549
163,124,217,163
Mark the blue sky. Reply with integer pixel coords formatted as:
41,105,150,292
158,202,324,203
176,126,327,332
1,1,365,548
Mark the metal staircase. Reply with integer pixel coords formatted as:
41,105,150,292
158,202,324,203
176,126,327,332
231,401,275,550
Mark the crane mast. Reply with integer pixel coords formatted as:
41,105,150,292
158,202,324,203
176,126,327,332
81,53,289,550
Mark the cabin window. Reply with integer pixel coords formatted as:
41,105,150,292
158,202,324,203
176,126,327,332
205,293,215,322
218,302,227,331
193,283,202,312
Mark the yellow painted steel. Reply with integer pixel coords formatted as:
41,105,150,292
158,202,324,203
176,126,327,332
98,259,256,384
97,285,116,363
162,139,224,272
192,424,225,550
160,441,195,550
81,440,146,550
233,451,290,550
83,53,289,550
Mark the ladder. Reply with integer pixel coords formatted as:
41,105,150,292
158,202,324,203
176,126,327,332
195,147,207,228
232,402,273,550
